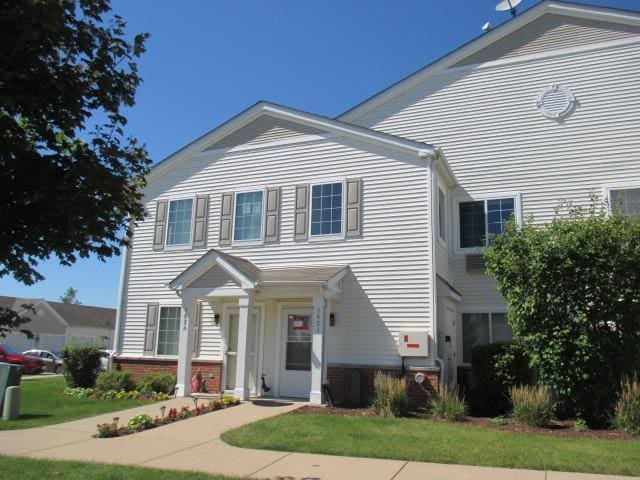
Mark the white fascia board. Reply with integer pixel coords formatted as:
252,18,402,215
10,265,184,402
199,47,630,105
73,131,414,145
168,251,257,291
338,0,640,122
147,102,435,185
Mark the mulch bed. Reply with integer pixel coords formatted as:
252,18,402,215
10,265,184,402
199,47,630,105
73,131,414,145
294,405,637,440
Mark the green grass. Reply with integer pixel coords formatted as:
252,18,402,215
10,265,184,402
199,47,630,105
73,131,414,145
222,412,640,477
0,455,240,480
0,377,153,430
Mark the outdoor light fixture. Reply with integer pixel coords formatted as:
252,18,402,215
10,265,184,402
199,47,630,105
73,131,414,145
213,313,220,326
329,313,336,327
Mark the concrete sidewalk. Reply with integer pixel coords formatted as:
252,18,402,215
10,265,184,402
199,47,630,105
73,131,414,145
0,398,635,480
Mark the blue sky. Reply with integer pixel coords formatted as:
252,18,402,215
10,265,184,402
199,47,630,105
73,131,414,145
1,0,637,307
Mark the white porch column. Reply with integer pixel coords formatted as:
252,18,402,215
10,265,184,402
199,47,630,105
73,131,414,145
176,294,197,397
310,293,327,404
234,293,253,401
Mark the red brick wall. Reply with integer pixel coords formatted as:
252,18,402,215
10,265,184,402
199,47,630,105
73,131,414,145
326,365,439,407
114,357,222,393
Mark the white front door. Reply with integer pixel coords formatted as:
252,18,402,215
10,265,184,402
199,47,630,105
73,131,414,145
224,309,259,395
279,308,313,398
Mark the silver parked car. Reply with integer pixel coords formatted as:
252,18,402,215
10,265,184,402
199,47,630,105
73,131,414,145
23,349,64,374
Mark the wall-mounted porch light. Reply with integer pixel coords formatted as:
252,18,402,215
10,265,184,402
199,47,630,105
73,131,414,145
213,313,221,326
329,313,336,327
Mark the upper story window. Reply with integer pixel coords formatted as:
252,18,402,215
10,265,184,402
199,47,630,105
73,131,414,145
156,306,181,356
166,198,194,246
311,182,343,236
461,312,512,364
233,191,264,241
610,188,640,217
438,187,446,241
459,197,515,248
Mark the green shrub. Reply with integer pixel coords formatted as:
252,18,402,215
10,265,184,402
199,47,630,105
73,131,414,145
372,371,408,417
510,385,554,427
61,345,101,388
127,414,153,431
96,371,136,392
574,418,589,432
470,342,531,416
614,375,640,435
431,385,467,421
138,372,176,394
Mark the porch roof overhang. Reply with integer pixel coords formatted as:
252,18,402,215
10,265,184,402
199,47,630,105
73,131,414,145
168,249,348,295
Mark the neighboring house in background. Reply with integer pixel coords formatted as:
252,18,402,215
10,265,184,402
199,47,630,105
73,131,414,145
114,1,640,404
0,296,116,352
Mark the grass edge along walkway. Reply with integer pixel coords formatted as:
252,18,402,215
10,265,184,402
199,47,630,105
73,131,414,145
0,455,240,480
221,412,640,477
0,376,153,431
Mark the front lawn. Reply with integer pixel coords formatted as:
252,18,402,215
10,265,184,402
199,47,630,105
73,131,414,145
0,455,239,480
222,412,640,477
0,377,153,430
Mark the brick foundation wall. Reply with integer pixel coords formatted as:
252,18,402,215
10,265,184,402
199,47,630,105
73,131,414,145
326,365,440,407
114,357,222,393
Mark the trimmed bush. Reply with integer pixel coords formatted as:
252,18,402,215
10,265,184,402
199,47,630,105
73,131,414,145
510,385,554,427
372,371,408,417
470,342,531,416
432,385,467,421
61,345,101,388
615,375,640,435
96,371,136,392
138,372,176,394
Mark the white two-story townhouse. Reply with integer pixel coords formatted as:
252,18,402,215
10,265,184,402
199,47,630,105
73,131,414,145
114,0,640,404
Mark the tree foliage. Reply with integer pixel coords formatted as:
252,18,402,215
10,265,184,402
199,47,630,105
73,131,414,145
484,203,640,426
60,286,81,304
0,1,150,329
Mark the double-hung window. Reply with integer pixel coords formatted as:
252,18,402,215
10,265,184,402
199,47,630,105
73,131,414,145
234,191,264,241
459,197,516,248
156,306,181,356
166,198,194,246
311,182,343,237
461,312,512,364
609,187,640,217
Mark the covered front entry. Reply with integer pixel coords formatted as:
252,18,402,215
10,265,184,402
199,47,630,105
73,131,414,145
168,249,347,404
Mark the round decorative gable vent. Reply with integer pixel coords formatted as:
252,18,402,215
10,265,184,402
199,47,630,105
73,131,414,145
536,84,575,120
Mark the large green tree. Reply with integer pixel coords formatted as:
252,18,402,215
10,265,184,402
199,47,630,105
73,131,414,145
485,203,640,426
0,0,150,332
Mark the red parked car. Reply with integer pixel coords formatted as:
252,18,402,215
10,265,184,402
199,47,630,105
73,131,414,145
0,345,45,374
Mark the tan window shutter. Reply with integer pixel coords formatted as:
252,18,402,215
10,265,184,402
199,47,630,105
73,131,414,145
294,184,309,240
192,302,202,356
219,192,234,246
346,178,362,237
153,200,168,250
143,303,159,355
265,187,280,243
193,195,209,247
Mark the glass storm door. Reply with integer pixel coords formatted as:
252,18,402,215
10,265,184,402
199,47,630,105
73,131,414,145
279,308,313,398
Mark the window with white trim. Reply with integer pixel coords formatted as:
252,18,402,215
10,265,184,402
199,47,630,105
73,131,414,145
459,197,515,248
461,312,512,364
311,182,343,236
166,198,194,246
157,306,181,356
438,187,446,241
233,190,264,241
610,188,640,217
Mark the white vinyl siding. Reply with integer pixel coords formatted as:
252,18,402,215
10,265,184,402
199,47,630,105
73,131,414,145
352,39,640,309
438,188,446,241
156,306,181,356
122,136,434,367
166,199,193,246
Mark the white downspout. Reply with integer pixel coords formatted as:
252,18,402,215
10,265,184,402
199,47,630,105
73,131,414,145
427,154,445,379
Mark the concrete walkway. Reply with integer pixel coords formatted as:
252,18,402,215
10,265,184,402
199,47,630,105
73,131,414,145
0,398,635,480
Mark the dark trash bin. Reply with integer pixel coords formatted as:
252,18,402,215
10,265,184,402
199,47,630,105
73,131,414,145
0,362,23,413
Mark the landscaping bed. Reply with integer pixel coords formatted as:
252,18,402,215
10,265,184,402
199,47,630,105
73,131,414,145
296,405,636,440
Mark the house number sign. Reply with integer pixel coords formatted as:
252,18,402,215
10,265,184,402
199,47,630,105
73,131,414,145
314,308,321,334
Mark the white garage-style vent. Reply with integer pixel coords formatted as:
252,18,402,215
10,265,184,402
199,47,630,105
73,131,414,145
536,84,575,120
